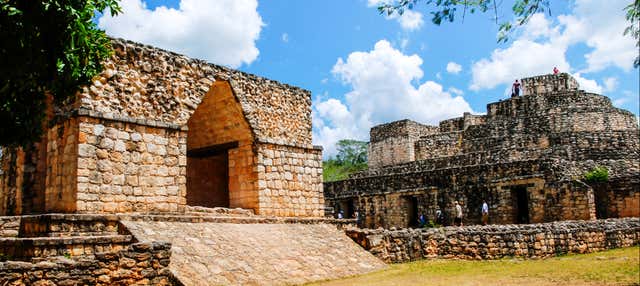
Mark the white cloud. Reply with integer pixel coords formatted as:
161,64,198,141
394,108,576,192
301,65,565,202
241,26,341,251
471,0,637,90
446,62,462,74
612,90,639,110
98,0,263,68
568,0,637,72
400,37,409,50
471,39,570,90
572,73,603,94
394,9,424,31
603,77,618,92
314,40,473,156
281,33,289,43
367,0,424,31
367,0,390,6
448,87,464,96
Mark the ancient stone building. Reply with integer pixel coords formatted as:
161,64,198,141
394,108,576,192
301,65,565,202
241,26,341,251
325,73,639,228
0,38,324,217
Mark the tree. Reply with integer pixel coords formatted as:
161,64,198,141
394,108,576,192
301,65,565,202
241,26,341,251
336,139,368,166
624,0,640,67
323,140,369,182
0,1,121,147
378,0,639,66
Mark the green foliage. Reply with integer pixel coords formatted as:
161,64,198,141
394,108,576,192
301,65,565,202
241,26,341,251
324,140,368,182
378,0,638,52
0,0,121,147
584,166,609,183
377,0,550,42
624,0,640,68
335,139,368,166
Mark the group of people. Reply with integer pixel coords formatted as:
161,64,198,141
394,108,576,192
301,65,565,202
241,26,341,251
416,200,490,227
511,67,560,98
338,199,494,227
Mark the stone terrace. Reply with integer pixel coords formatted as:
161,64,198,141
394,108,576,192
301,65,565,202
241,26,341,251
0,212,386,285
123,219,385,285
325,73,639,228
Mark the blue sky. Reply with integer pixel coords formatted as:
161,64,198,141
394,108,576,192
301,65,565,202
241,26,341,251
98,0,639,157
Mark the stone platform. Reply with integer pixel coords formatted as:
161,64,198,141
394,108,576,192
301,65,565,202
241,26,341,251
122,218,385,285
0,212,385,285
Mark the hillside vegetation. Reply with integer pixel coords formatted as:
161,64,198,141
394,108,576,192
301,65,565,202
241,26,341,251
323,140,368,182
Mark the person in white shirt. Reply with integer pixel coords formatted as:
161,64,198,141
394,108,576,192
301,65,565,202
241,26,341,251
481,200,489,225
454,201,463,226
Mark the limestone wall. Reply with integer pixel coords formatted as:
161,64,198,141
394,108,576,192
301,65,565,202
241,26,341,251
257,144,324,217
82,38,313,148
415,131,462,159
521,73,579,96
368,120,438,168
326,160,597,228
0,38,323,217
75,116,187,213
0,242,177,285
346,218,639,263
45,119,79,213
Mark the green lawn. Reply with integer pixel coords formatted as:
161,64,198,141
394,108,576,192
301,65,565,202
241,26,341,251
308,246,640,286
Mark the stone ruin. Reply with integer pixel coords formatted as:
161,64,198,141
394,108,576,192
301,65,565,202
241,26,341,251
325,73,640,228
0,39,391,285
0,38,324,217
0,39,637,285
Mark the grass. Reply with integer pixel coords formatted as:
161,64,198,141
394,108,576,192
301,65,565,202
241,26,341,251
308,246,640,286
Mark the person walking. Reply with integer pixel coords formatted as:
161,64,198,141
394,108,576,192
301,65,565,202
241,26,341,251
418,213,426,228
435,209,443,225
512,79,521,97
454,201,463,226
481,200,489,225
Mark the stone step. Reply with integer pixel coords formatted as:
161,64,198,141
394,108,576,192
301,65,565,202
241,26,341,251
122,220,386,285
0,234,134,261
19,214,124,237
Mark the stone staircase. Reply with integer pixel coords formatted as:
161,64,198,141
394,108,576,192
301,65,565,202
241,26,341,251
0,210,386,285
0,214,134,261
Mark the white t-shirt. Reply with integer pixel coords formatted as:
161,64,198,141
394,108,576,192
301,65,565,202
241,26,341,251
455,204,463,218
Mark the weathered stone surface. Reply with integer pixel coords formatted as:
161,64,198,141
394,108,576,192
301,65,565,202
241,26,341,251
0,38,324,217
0,242,177,285
122,220,386,285
347,218,640,263
326,74,639,228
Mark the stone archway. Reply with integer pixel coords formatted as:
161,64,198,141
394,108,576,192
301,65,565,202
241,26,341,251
186,81,258,211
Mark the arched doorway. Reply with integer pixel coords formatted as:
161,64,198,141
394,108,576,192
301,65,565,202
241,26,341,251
186,81,258,210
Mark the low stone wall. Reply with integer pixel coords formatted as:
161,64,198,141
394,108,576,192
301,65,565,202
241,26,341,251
0,241,178,285
0,216,19,237
346,218,639,263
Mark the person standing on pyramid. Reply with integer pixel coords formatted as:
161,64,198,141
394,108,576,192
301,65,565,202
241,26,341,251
512,79,521,97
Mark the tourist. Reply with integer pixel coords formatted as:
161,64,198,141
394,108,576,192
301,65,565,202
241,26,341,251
481,200,489,225
454,201,463,226
435,209,443,225
512,79,521,97
553,67,559,74
337,210,343,219
418,213,426,228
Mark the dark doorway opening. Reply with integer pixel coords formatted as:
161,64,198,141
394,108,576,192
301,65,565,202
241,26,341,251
338,199,354,218
512,187,530,224
406,196,419,227
593,185,609,219
186,142,238,208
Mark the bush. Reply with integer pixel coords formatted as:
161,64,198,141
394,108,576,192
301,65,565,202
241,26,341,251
584,166,609,183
